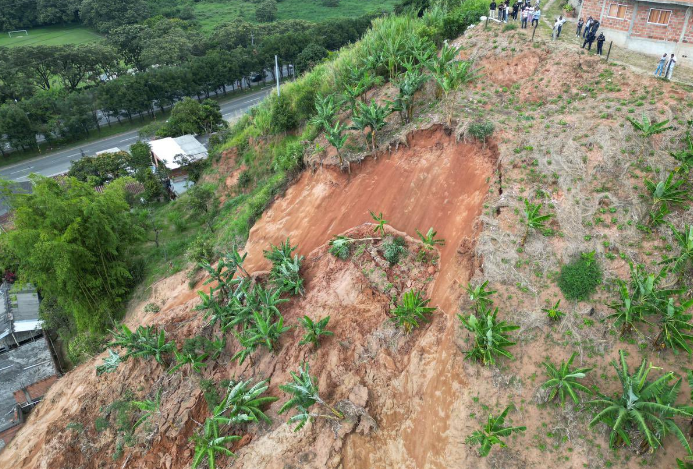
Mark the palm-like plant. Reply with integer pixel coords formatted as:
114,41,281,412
328,235,352,259
607,282,645,335
325,120,349,169
661,224,693,274
458,305,519,366
110,325,174,365
627,113,672,137
191,417,241,469
299,316,334,348
394,68,428,124
310,93,340,132
132,389,162,430
233,311,290,363
542,299,565,321
653,298,693,354
465,280,496,311
369,211,388,236
541,352,592,405
351,99,393,152
671,130,693,174
645,172,688,226
521,199,552,246
416,227,445,249
213,379,278,425
465,406,526,457
96,349,121,376
391,290,436,333
168,350,208,374
588,350,692,452
265,245,304,297
278,362,344,431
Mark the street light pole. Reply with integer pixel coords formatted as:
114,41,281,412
275,55,280,96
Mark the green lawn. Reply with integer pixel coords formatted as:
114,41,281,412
194,0,398,32
0,25,102,48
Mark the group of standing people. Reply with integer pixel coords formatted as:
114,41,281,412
489,0,541,27
654,53,676,79
577,16,606,55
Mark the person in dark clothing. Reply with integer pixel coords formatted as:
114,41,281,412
556,14,564,37
498,3,505,22
596,33,606,55
504,0,510,21
590,20,600,36
582,30,596,50
583,16,593,37
489,1,497,19
576,18,584,36
512,1,520,19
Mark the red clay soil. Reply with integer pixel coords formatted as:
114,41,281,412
244,125,497,313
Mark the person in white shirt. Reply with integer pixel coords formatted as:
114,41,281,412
666,54,677,80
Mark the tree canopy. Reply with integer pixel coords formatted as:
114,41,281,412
1,176,144,332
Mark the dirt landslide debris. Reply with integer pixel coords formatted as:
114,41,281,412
2,23,693,469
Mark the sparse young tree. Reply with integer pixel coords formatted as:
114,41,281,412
458,305,518,366
299,316,334,348
521,198,552,246
391,290,436,333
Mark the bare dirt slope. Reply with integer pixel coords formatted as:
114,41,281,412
2,23,693,469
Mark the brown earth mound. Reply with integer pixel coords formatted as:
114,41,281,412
244,125,497,313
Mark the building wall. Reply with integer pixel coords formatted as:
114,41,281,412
12,375,57,404
0,422,21,448
578,0,693,58
631,2,689,41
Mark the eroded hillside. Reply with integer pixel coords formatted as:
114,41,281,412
2,19,693,469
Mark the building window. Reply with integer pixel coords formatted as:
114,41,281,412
648,9,671,25
607,3,628,19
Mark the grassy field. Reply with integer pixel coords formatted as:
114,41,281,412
194,0,399,32
0,24,102,48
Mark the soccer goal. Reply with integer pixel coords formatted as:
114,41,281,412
8,30,28,38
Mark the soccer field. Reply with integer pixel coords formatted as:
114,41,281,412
0,25,102,48
194,0,399,32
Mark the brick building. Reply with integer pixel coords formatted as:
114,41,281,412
578,0,693,59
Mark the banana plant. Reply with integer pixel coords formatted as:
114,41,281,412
96,349,121,376
394,68,428,124
369,210,388,236
627,112,672,137
542,299,565,321
325,120,349,169
465,406,526,457
661,224,693,274
653,298,693,354
671,130,693,174
191,417,241,469
391,290,436,333
132,389,162,430
645,172,688,226
351,99,394,152
168,350,208,374
299,316,334,348
278,362,343,431
540,352,592,405
213,379,278,425
310,93,340,132
521,199,553,246
416,227,445,249
465,280,497,311
458,305,519,366
588,350,692,453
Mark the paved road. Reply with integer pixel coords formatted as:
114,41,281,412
0,87,271,182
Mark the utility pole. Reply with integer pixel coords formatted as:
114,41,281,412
275,55,280,96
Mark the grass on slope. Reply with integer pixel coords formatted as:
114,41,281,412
0,25,102,48
194,0,398,32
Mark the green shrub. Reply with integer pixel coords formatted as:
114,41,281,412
270,93,298,133
274,140,304,172
67,331,104,365
383,236,407,265
502,23,518,32
468,120,495,142
557,255,603,301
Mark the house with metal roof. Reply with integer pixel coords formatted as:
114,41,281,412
149,135,209,196
0,283,42,352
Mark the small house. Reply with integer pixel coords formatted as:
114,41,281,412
578,0,693,58
149,135,208,196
